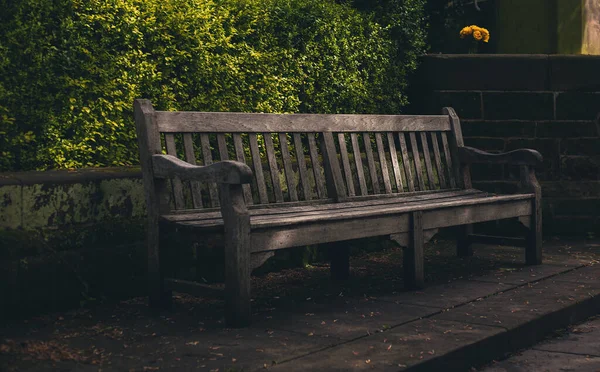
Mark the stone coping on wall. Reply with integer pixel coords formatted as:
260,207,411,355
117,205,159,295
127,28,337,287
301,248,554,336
0,166,141,186
0,167,145,230
416,54,600,92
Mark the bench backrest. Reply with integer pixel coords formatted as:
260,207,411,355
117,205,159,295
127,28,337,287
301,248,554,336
134,99,467,213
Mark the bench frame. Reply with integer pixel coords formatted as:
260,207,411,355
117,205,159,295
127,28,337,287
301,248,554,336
134,99,543,327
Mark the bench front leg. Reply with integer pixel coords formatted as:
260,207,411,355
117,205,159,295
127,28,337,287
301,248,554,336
219,183,252,327
404,211,425,289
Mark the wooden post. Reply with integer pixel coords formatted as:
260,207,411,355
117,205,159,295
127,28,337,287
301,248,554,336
220,183,252,327
444,107,475,258
134,99,172,308
329,242,350,280
404,211,425,289
520,165,542,265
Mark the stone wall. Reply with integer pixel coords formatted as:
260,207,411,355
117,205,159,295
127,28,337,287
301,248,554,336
0,168,147,318
409,54,600,236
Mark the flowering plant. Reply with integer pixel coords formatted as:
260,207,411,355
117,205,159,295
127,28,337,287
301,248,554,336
460,25,490,43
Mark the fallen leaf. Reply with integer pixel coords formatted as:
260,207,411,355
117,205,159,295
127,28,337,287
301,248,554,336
365,359,371,364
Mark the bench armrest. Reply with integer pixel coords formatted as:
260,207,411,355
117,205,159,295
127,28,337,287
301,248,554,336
152,154,252,184
459,146,543,167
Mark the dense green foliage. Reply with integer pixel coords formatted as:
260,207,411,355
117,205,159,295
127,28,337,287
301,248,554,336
0,0,427,171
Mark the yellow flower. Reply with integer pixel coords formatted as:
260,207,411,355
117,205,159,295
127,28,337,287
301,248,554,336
460,24,490,42
459,26,473,38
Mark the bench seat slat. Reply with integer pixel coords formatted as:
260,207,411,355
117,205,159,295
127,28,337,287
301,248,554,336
162,189,484,222
170,193,534,230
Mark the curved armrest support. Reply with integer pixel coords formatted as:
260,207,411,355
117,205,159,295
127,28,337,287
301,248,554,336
152,154,253,184
459,146,543,167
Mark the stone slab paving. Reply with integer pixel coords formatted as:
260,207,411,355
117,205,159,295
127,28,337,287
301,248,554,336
1,240,600,371
481,316,600,372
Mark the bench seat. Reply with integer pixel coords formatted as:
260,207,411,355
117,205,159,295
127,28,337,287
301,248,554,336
162,189,533,234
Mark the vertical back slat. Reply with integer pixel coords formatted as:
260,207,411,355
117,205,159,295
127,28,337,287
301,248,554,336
278,133,298,202
248,133,269,204
430,132,447,189
233,134,253,204
387,132,404,192
409,132,426,191
321,132,347,201
200,134,220,207
440,132,457,188
362,133,380,194
398,133,416,192
351,133,368,196
264,133,284,202
337,133,355,197
164,134,186,209
419,132,436,189
183,133,203,208
308,134,327,198
293,133,312,200
375,133,392,193
217,134,229,160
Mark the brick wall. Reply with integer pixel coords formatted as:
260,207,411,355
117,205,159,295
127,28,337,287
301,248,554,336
409,54,600,236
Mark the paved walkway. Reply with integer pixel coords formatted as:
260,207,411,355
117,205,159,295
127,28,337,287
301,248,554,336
481,316,600,372
1,238,600,371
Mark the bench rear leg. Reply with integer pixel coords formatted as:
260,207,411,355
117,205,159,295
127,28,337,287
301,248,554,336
457,224,473,257
404,211,425,289
330,242,350,280
526,199,542,265
221,184,252,328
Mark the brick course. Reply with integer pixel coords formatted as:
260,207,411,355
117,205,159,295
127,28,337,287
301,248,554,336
409,54,600,236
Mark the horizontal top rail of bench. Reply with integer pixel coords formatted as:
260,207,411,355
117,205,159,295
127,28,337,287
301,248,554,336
154,111,452,133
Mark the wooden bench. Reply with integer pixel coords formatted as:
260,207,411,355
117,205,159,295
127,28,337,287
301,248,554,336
134,99,543,327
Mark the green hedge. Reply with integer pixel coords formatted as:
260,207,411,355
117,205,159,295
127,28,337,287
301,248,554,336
0,0,427,171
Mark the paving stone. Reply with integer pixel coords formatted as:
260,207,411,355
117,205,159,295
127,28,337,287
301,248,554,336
550,265,600,286
376,280,515,309
436,280,600,330
482,349,600,372
255,298,440,341
468,263,578,285
532,317,600,357
271,319,505,372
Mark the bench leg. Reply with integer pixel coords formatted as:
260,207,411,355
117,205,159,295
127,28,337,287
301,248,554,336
457,224,473,257
526,199,542,265
404,211,425,289
329,242,350,280
221,184,252,328
148,224,172,309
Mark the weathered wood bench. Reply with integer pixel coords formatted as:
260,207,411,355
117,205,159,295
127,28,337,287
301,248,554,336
134,99,543,327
